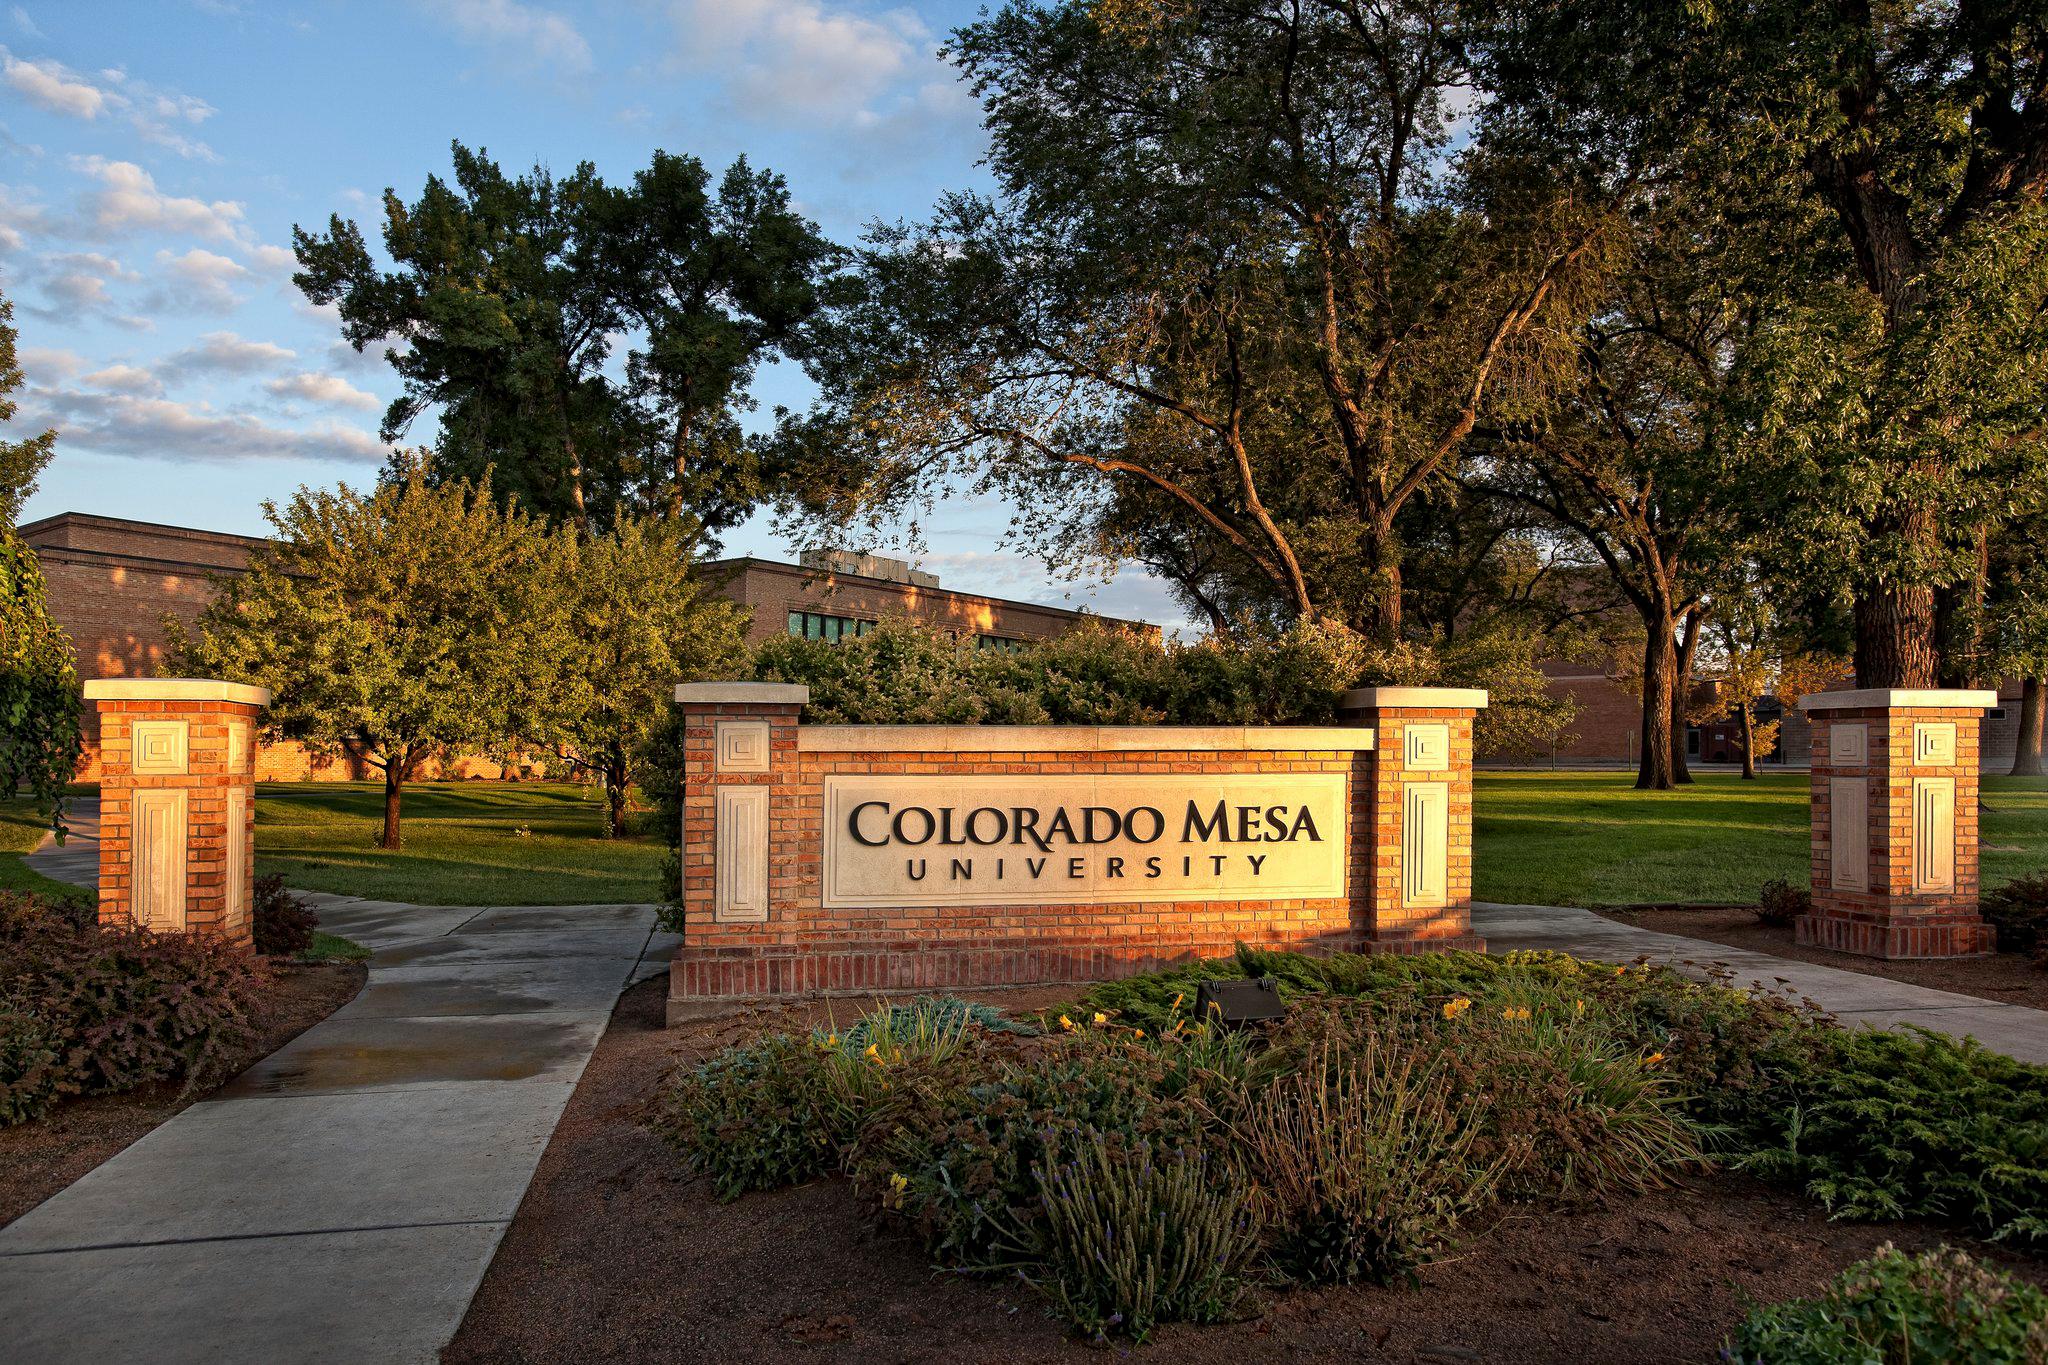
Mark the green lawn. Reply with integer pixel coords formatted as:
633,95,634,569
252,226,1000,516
1474,770,2048,908
0,796,95,906
255,781,665,905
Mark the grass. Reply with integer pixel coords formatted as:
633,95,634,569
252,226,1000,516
255,781,664,905
0,796,95,907
298,930,371,963
1474,771,2048,908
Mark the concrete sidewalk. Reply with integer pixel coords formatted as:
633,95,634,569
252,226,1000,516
1475,901,2048,1065
3,804,679,1363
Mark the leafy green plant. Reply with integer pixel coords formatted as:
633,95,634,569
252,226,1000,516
1980,874,2048,961
1233,1033,1496,1286
1754,877,1811,928
251,875,318,957
653,1032,836,1199
1723,1244,2048,1364
1034,1140,1261,1341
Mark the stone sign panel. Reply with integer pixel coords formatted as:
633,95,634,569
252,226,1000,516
822,772,1349,908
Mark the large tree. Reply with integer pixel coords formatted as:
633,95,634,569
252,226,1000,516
784,0,1605,644
1482,0,2048,687
295,143,839,538
1,291,77,829
172,458,559,849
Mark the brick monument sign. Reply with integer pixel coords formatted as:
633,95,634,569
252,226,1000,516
668,682,1487,1021
1800,688,2000,959
82,677,270,949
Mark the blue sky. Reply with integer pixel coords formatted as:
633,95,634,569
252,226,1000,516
4,0,1183,627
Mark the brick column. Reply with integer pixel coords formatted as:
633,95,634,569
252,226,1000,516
82,678,270,948
1800,688,1998,959
1340,687,1488,952
671,682,808,1019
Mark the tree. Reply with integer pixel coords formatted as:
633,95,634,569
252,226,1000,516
538,516,747,837
1481,0,2048,687
171,458,558,849
783,0,1605,645
1698,584,1845,779
0,291,77,831
1988,512,2048,777
294,143,839,538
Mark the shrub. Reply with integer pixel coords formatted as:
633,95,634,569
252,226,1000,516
0,888,92,938
1233,1032,1496,1286
251,875,319,957
0,910,266,1125
1732,1027,2048,1243
1980,874,2048,961
1034,1140,1261,1341
1723,1244,2048,1363
653,1032,836,1200
1754,877,1811,928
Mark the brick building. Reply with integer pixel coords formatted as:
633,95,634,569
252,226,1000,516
18,512,1155,779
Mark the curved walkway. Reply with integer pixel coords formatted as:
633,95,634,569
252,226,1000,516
1475,901,2048,1065
2,802,677,1364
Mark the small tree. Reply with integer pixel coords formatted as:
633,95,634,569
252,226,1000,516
172,457,557,849
540,517,746,836
0,291,76,830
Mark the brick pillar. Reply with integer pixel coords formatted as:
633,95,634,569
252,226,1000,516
82,678,270,948
1800,688,1998,959
1340,687,1488,952
671,682,808,1020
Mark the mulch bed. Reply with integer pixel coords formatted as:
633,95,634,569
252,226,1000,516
0,959,367,1228
446,977,2048,1365
1596,906,2048,1011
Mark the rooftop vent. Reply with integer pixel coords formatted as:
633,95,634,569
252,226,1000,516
799,548,939,589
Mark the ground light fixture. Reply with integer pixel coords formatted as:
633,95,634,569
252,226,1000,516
1194,976,1286,1028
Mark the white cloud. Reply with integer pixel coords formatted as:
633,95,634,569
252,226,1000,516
245,242,295,274
10,8,42,40
16,342,81,380
74,157,245,240
0,49,217,158
0,182,50,251
161,330,296,375
1,48,102,118
18,384,387,464
664,0,926,118
265,370,379,411
151,245,252,309
80,361,162,396
428,0,593,77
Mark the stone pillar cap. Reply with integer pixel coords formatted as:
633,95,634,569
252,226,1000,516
674,682,811,705
82,677,272,707
1798,688,2001,713
1340,686,1489,710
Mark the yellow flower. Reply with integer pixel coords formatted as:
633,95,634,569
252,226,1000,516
1092,1011,1108,1026
1442,997,1472,1020
1134,1029,1145,1039
1573,1000,1585,1016
864,1043,881,1062
888,1172,909,1194
1644,1051,1665,1067
1059,1014,1075,1032
823,1033,840,1048
1614,966,1626,976
1171,993,1185,1010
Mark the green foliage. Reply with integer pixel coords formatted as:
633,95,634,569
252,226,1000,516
171,458,558,848
0,289,56,530
250,875,318,958
0,891,266,1125
1033,1140,1261,1341
1980,875,2048,962
1733,1028,2048,1244
0,531,81,835
1724,1244,2048,1365
1234,1033,1495,1286
1755,877,1811,928
652,1032,836,1200
299,931,369,964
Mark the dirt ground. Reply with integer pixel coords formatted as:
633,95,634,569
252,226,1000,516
0,959,366,1227
446,977,2048,1365
1599,906,2048,1010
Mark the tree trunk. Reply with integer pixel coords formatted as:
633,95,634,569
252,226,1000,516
1853,582,1939,687
381,761,403,851
2014,678,2046,778
1635,610,1678,791
604,757,629,839
1739,704,1756,779
1672,605,1702,785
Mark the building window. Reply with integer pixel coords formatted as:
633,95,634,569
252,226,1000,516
1686,727,1701,756
788,610,872,644
975,633,1026,652
1988,708,2007,721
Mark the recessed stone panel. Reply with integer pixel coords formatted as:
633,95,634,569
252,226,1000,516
1402,781,1449,908
1829,776,1868,892
227,786,249,928
132,720,189,776
1402,723,1451,772
228,720,250,774
1913,723,1957,766
1827,722,1867,766
713,720,772,775
822,772,1349,909
1913,777,1956,892
133,789,188,930
714,786,770,922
